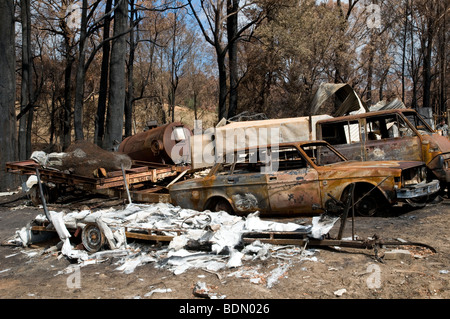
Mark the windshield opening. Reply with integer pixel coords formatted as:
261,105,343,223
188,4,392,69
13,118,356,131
403,112,433,135
300,143,346,166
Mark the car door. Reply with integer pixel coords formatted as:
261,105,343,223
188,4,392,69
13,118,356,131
211,157,271,215
318,119,365,161
266,147,321,215
364,114,423,162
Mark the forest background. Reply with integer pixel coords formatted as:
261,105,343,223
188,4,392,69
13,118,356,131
0,0,448,190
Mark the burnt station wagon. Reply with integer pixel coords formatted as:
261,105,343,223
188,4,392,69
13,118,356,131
169,141,440,217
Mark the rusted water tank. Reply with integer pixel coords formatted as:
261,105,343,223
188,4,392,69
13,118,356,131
118,122,192,165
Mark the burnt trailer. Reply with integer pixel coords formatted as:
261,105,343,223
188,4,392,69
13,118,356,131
5,159,186,205
5,124,193,205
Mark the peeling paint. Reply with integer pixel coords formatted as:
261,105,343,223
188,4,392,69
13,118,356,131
372,148,386,159
232,193,259,211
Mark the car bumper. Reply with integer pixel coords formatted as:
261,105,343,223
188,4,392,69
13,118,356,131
396,180,440,199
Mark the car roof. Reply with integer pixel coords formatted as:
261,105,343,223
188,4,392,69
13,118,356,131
221,140,331,155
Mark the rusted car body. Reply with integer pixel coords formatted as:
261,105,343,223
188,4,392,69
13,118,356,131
169,141,440,216
316,109,450,190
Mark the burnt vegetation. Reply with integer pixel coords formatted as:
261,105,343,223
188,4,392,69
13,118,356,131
0,0,449,191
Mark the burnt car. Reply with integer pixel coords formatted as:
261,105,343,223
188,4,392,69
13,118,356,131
316,109,450,192
169,141,440,217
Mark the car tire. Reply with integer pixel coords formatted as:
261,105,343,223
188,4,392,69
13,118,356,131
355,193,379,217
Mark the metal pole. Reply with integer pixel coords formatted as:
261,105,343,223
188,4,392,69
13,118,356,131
35,168,51,223
351,183,355,240
337,183,355,240
121,164,132,205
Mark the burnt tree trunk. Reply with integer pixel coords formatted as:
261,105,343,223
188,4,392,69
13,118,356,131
125,0,137,138
74,0,88,141
95,0,112,147
62,54,74,150
217,50,228,121
0,0,18,191
104,0,127,151
422,16,434,109
227,0,239,119
19,0,34,160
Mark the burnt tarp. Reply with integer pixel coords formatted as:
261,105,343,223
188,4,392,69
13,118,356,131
310,83,367,117
190,115,332,169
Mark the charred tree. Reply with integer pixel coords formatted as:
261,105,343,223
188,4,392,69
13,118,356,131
0,0,18,191
95,0,113,147
227,0,239,119
104,0,128,151
19,0,34,160
73,0,88,141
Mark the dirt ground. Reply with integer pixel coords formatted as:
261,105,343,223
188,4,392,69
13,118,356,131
1,191,449,304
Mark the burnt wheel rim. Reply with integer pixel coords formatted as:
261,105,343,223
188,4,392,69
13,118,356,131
82,223,105,252
356,196,378,217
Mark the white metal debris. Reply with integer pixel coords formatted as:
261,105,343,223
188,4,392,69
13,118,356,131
334,288,347,297
310,214,340,239
144,287,173,298
10,202,340,287
115,253,156,274
192,281,226,299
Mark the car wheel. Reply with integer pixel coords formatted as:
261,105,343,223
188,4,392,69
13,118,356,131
29,184,58,206
355,193,379,217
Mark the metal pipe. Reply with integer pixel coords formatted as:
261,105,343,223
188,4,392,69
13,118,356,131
121,164,132,205
337,183,355,240
35,168,51,223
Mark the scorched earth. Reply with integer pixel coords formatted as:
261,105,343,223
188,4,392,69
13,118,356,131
0,191,449,300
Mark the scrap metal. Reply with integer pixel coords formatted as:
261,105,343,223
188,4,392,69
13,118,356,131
241,186,437,261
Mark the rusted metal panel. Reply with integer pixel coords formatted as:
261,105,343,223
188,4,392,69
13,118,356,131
170,175,271,214
128,191,172,204
267,168,321,215
364,136,423,162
